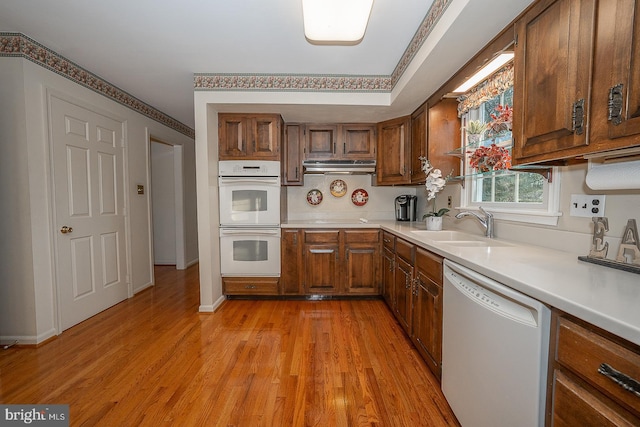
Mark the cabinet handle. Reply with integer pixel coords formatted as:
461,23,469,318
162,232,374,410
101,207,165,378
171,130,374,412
608,84,624,125
310,249,334,254
572,99,585,135
295,166,299,179
245,284,257,289
598,363,640,398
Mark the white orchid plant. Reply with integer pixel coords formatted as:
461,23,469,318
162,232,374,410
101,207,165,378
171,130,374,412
420,156,450,218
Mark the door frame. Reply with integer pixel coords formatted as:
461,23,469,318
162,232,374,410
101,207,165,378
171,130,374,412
46,89,133,334
148,135,187,270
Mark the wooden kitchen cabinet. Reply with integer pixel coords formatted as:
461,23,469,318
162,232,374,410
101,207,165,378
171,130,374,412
343,229,381,295
218,113,282,160
282,228,381,296
412,247,443,379
376,116,412,185
393,238,414,334
381,231,396,306
304,124,339,159
283,124,304,185
222,277,280,296
587,0,640,152
281,228,303,294
411,103,427,184
342,124,377,159
303,230,341,294
513,0,640,164
303,124,376,161
548,310,640,426
428,99,461,179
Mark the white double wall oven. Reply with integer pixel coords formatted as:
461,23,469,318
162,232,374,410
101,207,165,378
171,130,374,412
218,161,281,277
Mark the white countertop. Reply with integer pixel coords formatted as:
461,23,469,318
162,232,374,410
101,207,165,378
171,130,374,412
282,219,640,346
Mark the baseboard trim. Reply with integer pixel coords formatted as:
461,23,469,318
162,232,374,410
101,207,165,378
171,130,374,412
1,327,57,346
199,295,226,313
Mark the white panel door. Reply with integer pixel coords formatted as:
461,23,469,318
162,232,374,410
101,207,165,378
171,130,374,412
50,96,128,331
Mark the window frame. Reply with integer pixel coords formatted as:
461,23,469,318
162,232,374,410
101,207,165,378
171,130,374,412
458,94,562,226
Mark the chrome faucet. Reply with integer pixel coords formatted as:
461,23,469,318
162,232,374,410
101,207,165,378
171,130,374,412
455,207,494,238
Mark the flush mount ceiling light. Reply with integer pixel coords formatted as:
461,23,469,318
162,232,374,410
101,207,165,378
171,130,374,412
453,52,514,93
302,0,374,45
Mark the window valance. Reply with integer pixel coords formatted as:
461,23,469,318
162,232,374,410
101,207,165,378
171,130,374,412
457,61,514,117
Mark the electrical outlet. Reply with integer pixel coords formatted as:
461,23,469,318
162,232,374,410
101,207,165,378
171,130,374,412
570,194,606,217
447,196,452,208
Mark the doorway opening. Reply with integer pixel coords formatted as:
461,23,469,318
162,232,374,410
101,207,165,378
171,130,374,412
150,137,187,270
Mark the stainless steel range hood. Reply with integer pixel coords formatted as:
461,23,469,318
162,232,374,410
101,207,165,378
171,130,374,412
302,159,376,174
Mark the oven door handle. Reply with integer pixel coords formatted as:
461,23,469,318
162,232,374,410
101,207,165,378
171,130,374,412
219,177,280,185
220,228,280,236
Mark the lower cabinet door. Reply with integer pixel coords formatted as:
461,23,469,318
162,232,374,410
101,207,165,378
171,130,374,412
394,256,413,333
304,244,340,294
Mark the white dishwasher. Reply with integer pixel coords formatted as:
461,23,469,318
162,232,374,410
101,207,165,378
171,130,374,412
442,260,550,427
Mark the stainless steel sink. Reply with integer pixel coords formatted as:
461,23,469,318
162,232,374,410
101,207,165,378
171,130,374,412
409,230,513,247
409,230,478,240
439,240,513,248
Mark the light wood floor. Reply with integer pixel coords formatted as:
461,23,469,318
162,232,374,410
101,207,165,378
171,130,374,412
0,265,459,426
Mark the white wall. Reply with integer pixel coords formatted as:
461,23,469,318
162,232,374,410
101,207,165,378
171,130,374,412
0,58,37,339
0,56,197,344
287,174,416,221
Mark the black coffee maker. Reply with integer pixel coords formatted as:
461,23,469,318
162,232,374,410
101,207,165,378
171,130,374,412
395,195,417,221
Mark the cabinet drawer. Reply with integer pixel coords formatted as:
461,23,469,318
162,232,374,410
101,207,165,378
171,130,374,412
395,238,414,262
304,230,339,243
552,369,640,427
382,231,396,251
415,248,443,285
556,316,640,418
344,229,379,244
223,277,279,295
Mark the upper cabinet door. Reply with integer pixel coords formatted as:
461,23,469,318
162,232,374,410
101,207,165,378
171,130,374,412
411,104,427,184
427,99,461,179
512,0,597,164
589,0,640,149
376,116,412,185
250,115,281,159
305,125,339,159
283,124,304,185
218,114,248,159
341,124,376,160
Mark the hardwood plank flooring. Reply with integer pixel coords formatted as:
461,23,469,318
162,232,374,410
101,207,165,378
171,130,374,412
0,265,459,426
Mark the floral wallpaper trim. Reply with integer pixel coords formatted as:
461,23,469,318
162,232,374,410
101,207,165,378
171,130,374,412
456,61,514,117
194,73,391,91
390,0,452,87
0,33,195,139
194,0,452,92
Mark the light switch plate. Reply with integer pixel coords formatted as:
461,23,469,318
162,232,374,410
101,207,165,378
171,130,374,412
570,194,606,217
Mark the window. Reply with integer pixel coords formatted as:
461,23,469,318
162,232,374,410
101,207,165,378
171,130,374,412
459,83,561,225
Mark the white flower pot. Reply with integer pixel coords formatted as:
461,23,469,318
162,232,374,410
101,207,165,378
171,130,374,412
426,216,443,231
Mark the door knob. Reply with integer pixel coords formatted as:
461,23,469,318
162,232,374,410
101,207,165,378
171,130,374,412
60,226,73,234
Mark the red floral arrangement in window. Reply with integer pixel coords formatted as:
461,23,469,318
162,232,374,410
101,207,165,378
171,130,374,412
468,144,512,172
486,104,513,136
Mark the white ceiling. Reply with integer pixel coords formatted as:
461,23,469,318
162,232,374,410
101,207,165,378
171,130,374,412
0,0,534,130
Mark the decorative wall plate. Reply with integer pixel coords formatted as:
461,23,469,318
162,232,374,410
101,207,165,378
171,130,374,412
330,179,347,197
351,189,369,206
306,189,323,205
